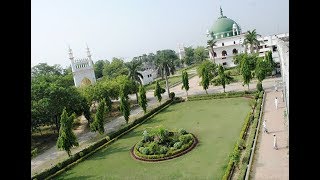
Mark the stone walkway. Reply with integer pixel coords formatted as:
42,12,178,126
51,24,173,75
31,75,282,176
250,88,289,180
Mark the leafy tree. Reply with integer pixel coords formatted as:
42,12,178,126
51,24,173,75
181,70,189,96
265,51,276,74
102,58,128,79
155,49,178,97
94,60,108,79
31,63,63,78
212,65,234,92
197,60,217,94
56,108,78,157
138,85,147,113
240,56,252,90
255,57,268,83
194,46,208,64
119,86,130,123
243,29,260,54
183,46,194,65
125,60,143,103
154,81,162,103
200,68,210,94
90,98,106,134
32,77,90,132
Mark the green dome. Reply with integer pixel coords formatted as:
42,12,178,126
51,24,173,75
209,7,241,40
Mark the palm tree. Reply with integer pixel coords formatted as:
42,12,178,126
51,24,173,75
243,29,261,54
207,39,216,63
125,60,143,103
212,65,234,92
155,50,178,97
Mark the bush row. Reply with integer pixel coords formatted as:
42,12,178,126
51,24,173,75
188,90,257,101
32,99,173,180
236,91,264,180
222,91,264,180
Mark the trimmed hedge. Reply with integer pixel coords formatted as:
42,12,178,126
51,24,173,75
188,90,257,101
236,91,264,180
222,90,264,180
32,99,173,180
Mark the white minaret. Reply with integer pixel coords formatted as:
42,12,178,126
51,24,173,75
232,23,238,36
69,44,96,87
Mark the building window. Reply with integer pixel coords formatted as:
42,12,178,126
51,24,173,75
221,34,224,38
222,62,227,66
222,50,227,56
272,45,277,52
233,41,235,44
232,49,238,54
265,45,267,48
222,43,224,46
213,52,217,57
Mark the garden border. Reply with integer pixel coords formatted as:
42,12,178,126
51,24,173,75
130,133,198,162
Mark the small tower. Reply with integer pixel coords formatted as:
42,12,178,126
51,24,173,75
232,23,239,36
69,44,96,87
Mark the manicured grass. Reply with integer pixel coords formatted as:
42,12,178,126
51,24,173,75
56,97,250,179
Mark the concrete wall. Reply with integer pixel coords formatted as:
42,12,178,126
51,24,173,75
138,69,154,85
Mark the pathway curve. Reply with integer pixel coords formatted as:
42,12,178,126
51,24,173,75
250,88,289,179
31,75,281,176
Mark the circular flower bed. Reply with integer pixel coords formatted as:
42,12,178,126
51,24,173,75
131,127,198,162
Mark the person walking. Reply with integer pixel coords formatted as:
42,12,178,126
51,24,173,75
274,97,278,110
273,134,278,150
263,120,268,133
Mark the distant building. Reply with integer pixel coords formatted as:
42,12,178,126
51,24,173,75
207,7,289,68
138,69,157,85
68,45,96,87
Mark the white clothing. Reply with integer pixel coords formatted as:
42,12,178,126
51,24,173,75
275,98,278,109
273,136,277,149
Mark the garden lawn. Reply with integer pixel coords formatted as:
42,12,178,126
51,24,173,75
56,97,250,180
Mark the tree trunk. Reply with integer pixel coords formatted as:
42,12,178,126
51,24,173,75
186,90,188,97
165,74,170,97
135,92,139,104
223,87,225,93
248,84,250,91
55,115,60,133
205,89,208,94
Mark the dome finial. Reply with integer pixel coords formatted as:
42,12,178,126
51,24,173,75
220,6,223,17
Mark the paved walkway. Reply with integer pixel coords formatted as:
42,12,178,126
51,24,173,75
250,88,289,180
31,75,281,176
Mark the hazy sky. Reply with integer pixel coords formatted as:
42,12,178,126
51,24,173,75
31,0,289,68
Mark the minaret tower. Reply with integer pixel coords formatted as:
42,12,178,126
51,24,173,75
68,44,96,87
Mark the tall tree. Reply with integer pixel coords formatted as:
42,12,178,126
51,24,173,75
138,85,148,113
154,81,162,104
119,85,130,123
155,50,178,97
56,108,78,157
90,98,106,134
265,51,276,74
181,70,190,97
94,60,108,79
255,57,268,83
31,63,63,78
183,46,195,65
243,29,261,54
102,58,128,79
240,56,252,90
207,39,217,63
194,46,208,64
125,60,143,103
212,65,234,92
197,60,217,94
